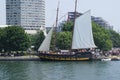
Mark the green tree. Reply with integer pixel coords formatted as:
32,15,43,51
33,31,45,50
0,28,5,51
55,21,73,50
27,34,35,47
92,22,112,51
61,21,73,32
3,26,30,51
109,30,120,47
56,32,72,50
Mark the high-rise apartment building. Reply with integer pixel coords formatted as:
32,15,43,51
6,0,45,30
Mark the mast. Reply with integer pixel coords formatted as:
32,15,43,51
71,0,77,50
55,1,60,29
53,1,60,51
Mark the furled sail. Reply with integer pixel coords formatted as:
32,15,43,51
38,27,53,51
72,10,96,49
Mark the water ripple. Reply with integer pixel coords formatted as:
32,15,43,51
0,61,120,80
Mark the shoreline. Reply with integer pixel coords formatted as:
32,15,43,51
0,55,40,61
0,55,120,61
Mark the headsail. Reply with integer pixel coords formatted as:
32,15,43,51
38,27,53,52
72,10,96,49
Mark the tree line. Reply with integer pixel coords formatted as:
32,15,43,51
53,21,120,51
0,22,120,53
32,21,120,51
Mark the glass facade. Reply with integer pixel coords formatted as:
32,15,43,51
6,0,45,30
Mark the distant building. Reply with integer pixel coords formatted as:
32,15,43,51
67,12,81,22
6,0,45,30
91,16,113,30
25,30,37,35
0,25,37,34
0,25,11,28
67,12,113,30
46,26,62,33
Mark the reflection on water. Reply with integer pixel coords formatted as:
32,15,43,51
0,61,120,80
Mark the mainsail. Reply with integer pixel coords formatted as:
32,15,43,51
72,10,96,49
38,27,53,51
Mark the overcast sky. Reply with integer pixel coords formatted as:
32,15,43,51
0,0,120,31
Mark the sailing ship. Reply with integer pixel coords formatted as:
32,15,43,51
38,0,96,61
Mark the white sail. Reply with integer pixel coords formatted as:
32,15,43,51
38,27,53,51
72,10,96,49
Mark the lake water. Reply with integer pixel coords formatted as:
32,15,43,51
0,61,120,80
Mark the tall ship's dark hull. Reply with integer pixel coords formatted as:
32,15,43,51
39,52,92,61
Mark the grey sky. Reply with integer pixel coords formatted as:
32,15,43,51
0,0,6,25
0,0,120,31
